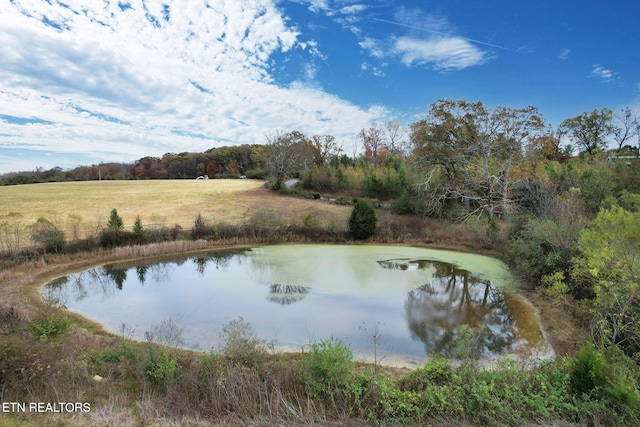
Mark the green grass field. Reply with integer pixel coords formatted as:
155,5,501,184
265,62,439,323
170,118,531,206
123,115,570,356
0,180,351,245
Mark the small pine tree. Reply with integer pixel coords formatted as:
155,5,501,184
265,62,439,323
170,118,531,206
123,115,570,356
133,215,147,241
349,199,377,240
107,208,124,231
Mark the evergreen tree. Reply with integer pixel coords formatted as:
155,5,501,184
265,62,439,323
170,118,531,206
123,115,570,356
349,199,377,239
107,208,124,230
133,215,147,241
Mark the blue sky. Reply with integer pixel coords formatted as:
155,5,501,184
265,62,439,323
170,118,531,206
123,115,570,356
1,0,638,173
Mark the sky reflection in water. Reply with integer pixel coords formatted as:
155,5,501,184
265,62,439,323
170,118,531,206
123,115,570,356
45,245,550,366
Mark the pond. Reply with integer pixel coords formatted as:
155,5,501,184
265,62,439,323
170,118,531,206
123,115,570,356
44,245,553,366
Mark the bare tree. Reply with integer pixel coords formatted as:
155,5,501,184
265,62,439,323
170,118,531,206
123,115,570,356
384,119,407,154
265,130,313,189
358,125,386,163
612,107,639,153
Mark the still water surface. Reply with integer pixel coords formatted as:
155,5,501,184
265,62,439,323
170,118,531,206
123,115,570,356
45,245,551,366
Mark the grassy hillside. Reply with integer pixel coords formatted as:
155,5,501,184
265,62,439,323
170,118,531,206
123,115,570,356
0,180,351,246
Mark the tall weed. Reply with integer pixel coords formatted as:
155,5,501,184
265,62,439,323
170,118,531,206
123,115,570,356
219,316,270,366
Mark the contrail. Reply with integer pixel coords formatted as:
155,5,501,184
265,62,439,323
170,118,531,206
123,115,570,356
373,18,512,51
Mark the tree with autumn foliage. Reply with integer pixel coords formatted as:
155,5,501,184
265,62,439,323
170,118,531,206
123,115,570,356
410,99,546,219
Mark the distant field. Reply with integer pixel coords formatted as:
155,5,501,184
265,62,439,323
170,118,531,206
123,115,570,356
0,180,351,244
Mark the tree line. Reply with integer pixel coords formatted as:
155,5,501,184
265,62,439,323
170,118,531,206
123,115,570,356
2,99,640,414
3,101,640,360
0,144,269,184
2,102,638,191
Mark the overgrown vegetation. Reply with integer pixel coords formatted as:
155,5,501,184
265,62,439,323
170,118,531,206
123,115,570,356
1,307,639,426
1,99,639,425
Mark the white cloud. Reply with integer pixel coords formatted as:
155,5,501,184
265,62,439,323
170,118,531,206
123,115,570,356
590,64,619,82
393,36,487,71
305,0,334,15
359,35,487,71
294,0,366,34
298,0,364,16
360,62,385,77
359,37,386,59
0,0,385,171
340,4,367,15
295,3,488,72
361,8,490,71
558,48,571,60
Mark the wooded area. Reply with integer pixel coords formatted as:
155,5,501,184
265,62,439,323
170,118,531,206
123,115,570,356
2,100,640,424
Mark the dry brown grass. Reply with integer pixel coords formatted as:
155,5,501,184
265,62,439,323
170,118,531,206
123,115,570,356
0,180,603,427
0,180,352,249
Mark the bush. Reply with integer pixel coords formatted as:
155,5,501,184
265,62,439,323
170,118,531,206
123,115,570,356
31,217,65,253
191,213,209,239
242,169,263,179
25,311,70,340
144,347,178,388
300,337,354,401
391,190,416,215
504,218,574,281
99,229,137,248
219,317,269,366
88,343,138,366
571,342,607,395
349,199,377,240
400,358,453,391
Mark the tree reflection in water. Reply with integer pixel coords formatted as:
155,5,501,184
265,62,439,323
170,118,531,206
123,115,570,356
136,266,148,284
266,284,310,305
44,248,539,360
47,252,243,299
192,252,237,275
380,258,516,358
102,265,128,290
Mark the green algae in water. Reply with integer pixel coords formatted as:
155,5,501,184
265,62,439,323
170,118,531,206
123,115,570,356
44,245,552,366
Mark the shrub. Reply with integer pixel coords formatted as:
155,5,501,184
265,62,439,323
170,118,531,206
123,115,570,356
401,358,453,391
25,311,70,340
144,347,178,388
171,223,183,240
504,218,574,281
191,213,208,239
88,343,138,366
31,217,65,253
300,337,354,401
349,199,377,240
99,229,137,248
391,190,416,215
244,168,267,179
604,349,640,410
219,317,269,366
571,342,607,395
